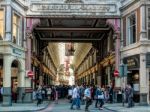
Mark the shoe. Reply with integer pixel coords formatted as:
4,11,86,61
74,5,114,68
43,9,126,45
99,107,103,110
85,109,90,112
70,107,74,110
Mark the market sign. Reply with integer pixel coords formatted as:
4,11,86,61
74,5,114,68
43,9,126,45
123,55,140,70
30,3,117,13
27,0,120,17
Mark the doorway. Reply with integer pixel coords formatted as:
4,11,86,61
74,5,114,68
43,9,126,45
11,60,20,103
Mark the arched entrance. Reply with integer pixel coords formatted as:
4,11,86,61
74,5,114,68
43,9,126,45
2,55,25,106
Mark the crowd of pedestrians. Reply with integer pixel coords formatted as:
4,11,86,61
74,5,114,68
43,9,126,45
68,83,134,112
69,84,113,112
33,85,70,106
0,83,135,111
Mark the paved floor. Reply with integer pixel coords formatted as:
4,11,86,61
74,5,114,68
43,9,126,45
38,99,112,112
1,99,150,112
0,101,49,112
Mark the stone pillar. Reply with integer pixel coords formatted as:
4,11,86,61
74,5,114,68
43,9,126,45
2,55,11,106
140,5,147,40
140,53,148,105
17,60,25,103
107,19,121,88
114,33,121,88
39,75,43,86
26,34,32,70
24,18,33,102
5,5,12,41
107,66,111,85
97,65,102,86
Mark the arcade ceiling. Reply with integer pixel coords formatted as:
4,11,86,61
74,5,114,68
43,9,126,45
34,18,110,69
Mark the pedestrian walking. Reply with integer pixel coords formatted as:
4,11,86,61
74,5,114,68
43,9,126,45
95,86,101,108
84,85,92,112
70,85,78,110
99,87,105,110
127,84,134,108
36,89,42,106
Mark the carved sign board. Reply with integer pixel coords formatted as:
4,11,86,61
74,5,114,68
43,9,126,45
30,3,117,13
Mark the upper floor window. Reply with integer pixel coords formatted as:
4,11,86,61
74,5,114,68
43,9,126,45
148,8,150,40
0,10,4,40
13,14,20,45
127,13,136,45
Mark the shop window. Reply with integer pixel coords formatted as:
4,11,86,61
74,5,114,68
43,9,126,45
126,13,136,45
0,10,4,40
13,14,20,45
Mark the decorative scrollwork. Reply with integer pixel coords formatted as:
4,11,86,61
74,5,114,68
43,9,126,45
65,0,83,3
26,32,32,39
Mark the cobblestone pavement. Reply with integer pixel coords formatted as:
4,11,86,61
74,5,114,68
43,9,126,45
1,99,150,112
38,99,113,112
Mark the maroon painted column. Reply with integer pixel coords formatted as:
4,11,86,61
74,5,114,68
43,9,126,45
26,18,32,71
107,19,121,88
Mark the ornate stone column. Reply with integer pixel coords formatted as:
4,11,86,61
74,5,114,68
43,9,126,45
2,55,11,106
24,18,33,102
114,33,121,88
107,19,121,88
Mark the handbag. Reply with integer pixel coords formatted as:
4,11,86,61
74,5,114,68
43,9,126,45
98,94,104,99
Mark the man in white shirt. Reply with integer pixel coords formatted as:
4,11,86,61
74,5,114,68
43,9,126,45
84,85,92,112
70,85,78,110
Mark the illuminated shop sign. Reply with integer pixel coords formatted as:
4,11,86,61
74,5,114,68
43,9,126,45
123,55,140,69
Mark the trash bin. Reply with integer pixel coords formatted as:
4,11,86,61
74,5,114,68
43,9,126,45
117,93,122,103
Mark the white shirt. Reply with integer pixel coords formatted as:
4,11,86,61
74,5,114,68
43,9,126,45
84,88,91,98
72,87,78,98
0,87,3,94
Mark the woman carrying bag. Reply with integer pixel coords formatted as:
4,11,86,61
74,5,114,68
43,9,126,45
98,87,105,110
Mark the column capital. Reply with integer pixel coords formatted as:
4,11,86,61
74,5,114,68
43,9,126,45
26,31,32,39
106,19,121,33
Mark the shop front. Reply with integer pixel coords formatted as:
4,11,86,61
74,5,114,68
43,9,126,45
0,41,26,106
123,54,140,103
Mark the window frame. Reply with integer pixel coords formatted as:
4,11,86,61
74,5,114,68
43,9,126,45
12,11,22,45
126,12,137,45
147,8,150,40
0,9,5,40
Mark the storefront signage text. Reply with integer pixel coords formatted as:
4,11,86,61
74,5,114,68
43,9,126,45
123,55,140,69
30,4,116,13
13,49,22,56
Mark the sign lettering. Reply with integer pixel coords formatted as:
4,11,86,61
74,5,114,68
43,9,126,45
30,4,116,13
123,55,140,69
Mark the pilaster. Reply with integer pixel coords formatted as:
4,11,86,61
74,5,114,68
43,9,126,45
140,5,147,41
2,55,11,106
5,5,12,41
139,53,148,105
